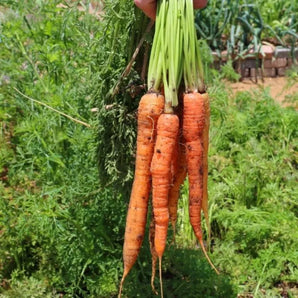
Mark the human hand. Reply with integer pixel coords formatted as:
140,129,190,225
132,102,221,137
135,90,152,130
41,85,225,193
134,0,207,20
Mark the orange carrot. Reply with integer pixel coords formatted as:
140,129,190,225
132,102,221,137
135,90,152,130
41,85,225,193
168,135,187,242
151,113,179,297
118,93,164,297
170,136,179,185
183,92,219,274
151,113,179,257
202,93,211,245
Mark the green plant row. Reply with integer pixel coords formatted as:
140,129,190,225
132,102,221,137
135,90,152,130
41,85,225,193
195,0,298,60
0,1,141,296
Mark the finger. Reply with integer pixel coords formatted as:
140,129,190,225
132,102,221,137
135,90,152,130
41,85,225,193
193,0,208,9
134,0,157,20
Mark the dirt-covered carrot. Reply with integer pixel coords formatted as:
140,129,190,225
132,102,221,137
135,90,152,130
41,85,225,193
182,0,219,274
183,92,218,274
151,113,179,256
183,92,204,239
168,134,187,241
202,93,211,245
118,93,164,297
118,1,167,295
119,2,166,297
150,1,184,296
151,113,179,297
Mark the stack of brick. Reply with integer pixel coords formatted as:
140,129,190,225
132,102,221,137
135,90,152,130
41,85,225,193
263,47,295,77
212,46,297,80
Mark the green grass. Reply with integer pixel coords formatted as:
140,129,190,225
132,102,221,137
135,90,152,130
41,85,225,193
0,1,297,297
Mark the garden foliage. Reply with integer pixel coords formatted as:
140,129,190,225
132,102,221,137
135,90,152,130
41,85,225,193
195,0,298,59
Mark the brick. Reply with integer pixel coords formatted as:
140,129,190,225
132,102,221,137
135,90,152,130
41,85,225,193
242,68,250,78
277,67,286,76
239,68,250,78
275,47,291,58
247,46,274,59
275,58,287,68
241,59,262,69
263,59,273,68
264,58,287,68
261,45,274,59
236,62,250,77
263,68,276,77
250,68,263,78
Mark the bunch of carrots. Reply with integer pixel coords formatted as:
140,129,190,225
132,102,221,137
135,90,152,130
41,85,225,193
118,1,219,297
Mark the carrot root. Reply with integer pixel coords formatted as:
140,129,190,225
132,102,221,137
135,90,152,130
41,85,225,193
150,113,179,298
118,275,125,298
159,257,164,298
119,93,164,295
198,238,219,275
168,137,187,243
183,92,219,274
151,113,179,258
202,93,211,247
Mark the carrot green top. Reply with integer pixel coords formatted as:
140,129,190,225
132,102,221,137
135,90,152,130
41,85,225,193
147,1,164,93
183,0,205,93
161,0,183,113
147,0,205,108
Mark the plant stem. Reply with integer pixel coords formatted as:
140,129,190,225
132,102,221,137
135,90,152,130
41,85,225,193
183,0,205,93
14,88,91,128
147,1,165,92
162,0,183,112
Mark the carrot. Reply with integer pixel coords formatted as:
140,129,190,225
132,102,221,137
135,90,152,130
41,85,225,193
168,134,187,242
183,92,219,274
170,135,179,185
151,113,179,297
151,113,179,256
118,93,164,297
168,93,187,242
202,93,211,245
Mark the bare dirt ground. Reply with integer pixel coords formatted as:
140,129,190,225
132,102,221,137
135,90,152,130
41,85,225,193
228,77,298,108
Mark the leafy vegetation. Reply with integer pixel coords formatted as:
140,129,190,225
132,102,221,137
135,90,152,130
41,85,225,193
195,0,298,59
0,1,297,297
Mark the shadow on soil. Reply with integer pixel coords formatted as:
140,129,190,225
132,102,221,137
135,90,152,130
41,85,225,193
124,245,236,298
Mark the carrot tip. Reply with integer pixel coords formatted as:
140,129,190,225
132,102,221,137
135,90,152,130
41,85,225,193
118,276,124,298
118,270,129,298
151,255,158,295
199,239,220,275
151,279,158,296
159,257,164,298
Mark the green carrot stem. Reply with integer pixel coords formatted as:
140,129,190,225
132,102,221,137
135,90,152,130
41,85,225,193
147,1,164,92
162,0,183,111
196,39,205,92
183,0,204,93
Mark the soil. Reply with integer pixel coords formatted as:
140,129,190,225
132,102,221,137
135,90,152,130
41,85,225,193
228,77,298,108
